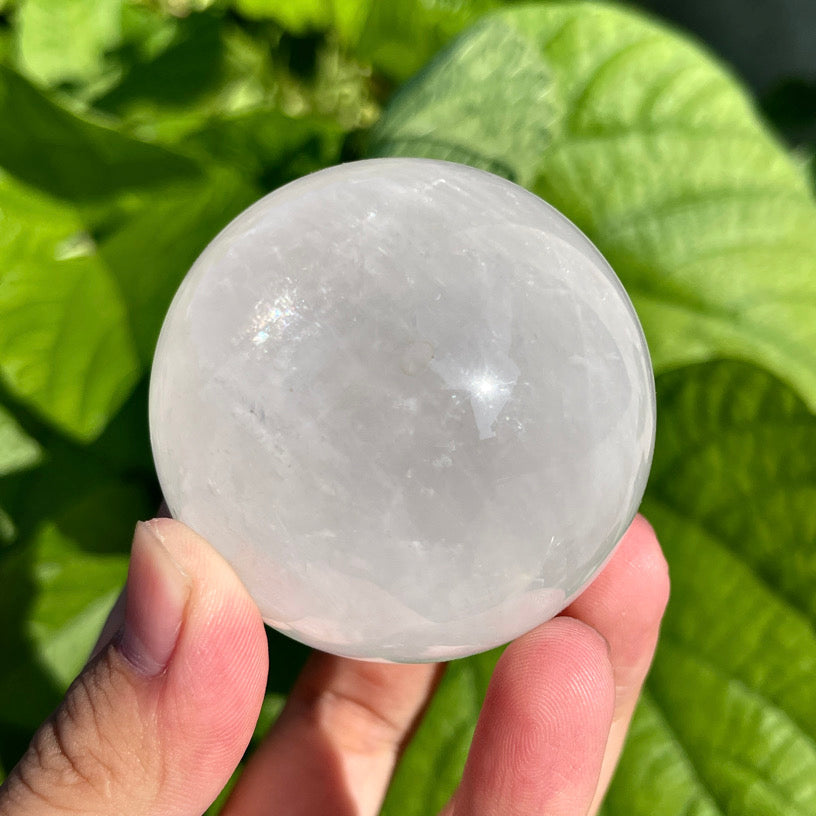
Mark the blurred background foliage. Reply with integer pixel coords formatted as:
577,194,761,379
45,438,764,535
0,0,815,812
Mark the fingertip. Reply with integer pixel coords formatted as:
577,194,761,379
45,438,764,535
627,512,657,541
497,616,614,704
145,516,268,660
623,514,670,612
496,616,615,740
453,616,614,816
566,514,669,665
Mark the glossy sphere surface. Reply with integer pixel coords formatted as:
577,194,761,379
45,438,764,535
150,159,655,662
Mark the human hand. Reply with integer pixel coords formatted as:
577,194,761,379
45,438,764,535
0,515,668,816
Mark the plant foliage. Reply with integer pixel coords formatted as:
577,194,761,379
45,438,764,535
0,1,814,812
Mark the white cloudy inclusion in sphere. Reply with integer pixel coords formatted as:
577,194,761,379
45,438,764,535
149,159,655,662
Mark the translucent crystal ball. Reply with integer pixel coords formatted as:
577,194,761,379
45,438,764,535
149,158,655,663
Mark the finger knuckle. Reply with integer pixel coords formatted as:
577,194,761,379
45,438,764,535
42,673,123,794
296,684,406,756
9,651,161,811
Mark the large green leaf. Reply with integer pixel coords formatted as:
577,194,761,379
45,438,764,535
604,360,816,814
369,2,816,410
369,18,556,180
0,507,14,544
0,171,140,440
372,10,816,804
0,62,262,428
0,64,200,206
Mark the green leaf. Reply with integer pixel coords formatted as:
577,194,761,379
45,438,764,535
0,472,150,743
184,108,345,186
88,12,359,151
15,0,123,88
370,3,816,410
91,10,247,145
252,691,287,743
27,554,123,690
0,404,41,477
0,449,153,772
0,534,124,726
602,360,816,814
0,64,200,205
0,171,140,440
353,0,497,83
81,376,156,477
0,62,260,432
232,0,370,44
647,361,816,621
368,19,556,181
599,693,720,816
232,0,499,82
94,10,223,113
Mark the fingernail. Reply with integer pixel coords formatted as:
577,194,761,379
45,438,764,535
118,520,191,676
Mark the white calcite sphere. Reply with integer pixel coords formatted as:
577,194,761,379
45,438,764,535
150,158,655,662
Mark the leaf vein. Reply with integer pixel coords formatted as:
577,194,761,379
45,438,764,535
566,34,673,133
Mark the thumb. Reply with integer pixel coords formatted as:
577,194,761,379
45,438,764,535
0,518,268,816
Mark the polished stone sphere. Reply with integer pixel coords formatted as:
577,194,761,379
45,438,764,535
149,158,655,662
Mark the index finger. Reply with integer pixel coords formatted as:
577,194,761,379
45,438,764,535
564,514,670,813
